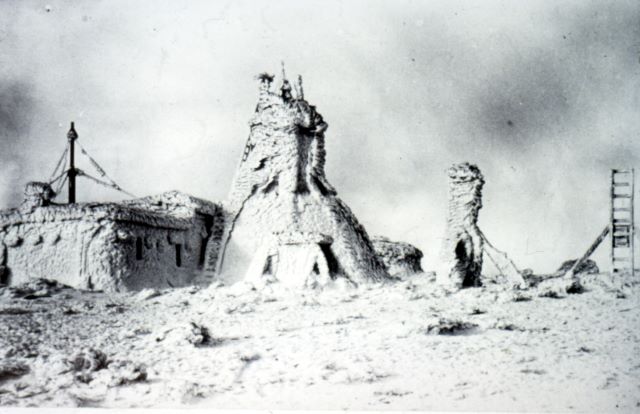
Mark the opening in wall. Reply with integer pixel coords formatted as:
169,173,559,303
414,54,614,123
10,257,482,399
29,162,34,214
199,238,207,268
175,244,182,267
319,243,340,276
136,237,143,260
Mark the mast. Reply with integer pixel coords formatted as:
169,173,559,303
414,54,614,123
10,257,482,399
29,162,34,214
67,122,78,204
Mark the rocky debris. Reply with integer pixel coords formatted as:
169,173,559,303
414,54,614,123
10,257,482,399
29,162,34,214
108,360,148,386
421,317,478,335
239,353,261,363
1,278,71,299
0,307,38,315
536,275,583,298
69,348,108,373
557,259,599,276
185,322,214,346
371,236,423,277
0,361,30,384
156,322,222,347
439,163,484,289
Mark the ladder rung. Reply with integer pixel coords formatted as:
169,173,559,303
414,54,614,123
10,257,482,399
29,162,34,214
613,169,632,174
613,194,632,198
613,182,631,187
613,219,632,224
613,257,631,261
613,207,632,211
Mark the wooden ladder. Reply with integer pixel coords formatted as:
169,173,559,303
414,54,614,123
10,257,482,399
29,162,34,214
610,169,635,276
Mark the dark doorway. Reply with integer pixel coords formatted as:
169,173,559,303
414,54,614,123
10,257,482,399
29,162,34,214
175,244,182,267
199,238,208,268
455,239,479,287
136,237,143,260
319,243,340,276
263,255,275,275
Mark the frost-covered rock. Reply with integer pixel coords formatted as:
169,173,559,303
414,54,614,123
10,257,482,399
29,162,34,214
371,236,423,277
0,361,30,384
557,259,599,275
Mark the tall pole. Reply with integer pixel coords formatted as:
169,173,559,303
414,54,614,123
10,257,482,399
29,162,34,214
67,122,78,204
632,168,635,278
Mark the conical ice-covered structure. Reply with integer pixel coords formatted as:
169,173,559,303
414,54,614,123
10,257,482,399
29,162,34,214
212,70,389,287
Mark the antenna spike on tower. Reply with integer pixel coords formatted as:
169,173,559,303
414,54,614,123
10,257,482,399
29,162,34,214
281,61,287,81
297,75,304,100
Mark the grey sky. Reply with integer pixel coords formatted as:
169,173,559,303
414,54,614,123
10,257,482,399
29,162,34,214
1,0,638,273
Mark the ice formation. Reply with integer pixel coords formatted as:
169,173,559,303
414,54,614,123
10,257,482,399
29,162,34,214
214,72,391,287
439,163,485,288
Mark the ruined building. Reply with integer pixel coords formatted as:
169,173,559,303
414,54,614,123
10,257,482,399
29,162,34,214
0,71,422,291
212,71,392,287
439,163,485,288
0,190,221,291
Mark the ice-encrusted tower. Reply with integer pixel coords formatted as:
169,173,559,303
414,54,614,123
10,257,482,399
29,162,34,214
211,70,389,287
439,163,485,288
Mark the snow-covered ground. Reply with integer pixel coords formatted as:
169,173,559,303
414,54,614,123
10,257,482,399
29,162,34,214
0,273,638,412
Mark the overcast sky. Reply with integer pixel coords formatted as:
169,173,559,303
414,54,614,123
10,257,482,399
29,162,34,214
1,0,638,273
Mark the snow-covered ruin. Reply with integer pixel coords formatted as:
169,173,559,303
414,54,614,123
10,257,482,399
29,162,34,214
0,71,423,291
214,72,392,287
439,163,485,288
0,190,222,291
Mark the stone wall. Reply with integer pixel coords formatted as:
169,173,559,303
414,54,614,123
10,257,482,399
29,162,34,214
438,163,485,288
106,218,210,291
1,219,90,288
0,196,219,291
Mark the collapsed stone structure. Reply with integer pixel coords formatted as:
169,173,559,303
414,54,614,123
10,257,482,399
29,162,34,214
213,72,393,287
0,190,221,291
438,163,485,288
371,236,423,277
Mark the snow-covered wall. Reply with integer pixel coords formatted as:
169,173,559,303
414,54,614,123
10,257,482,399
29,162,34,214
0,194,221,291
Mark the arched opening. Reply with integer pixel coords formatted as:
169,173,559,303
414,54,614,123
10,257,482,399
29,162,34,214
456,239,479,287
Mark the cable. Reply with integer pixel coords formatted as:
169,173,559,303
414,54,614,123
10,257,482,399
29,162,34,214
54,173,68,197
77,169,136,198
49,169,68,186
76,141,135,198
48,144,69,183
77,141,107,177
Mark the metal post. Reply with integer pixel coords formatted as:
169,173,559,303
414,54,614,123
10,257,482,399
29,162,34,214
632,168,636,278
67,122,78,204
